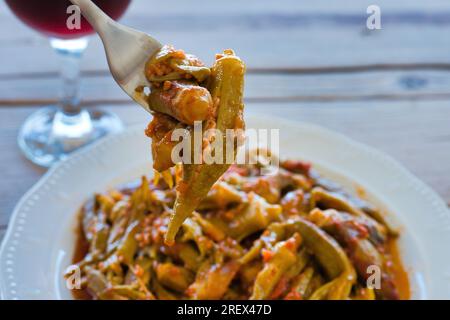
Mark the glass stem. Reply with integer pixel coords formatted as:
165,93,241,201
50,38,89,116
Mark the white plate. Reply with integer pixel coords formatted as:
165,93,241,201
1,114,449,299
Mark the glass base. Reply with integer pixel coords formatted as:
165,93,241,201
18,106,123,167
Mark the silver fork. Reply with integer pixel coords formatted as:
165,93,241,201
69,0,161,113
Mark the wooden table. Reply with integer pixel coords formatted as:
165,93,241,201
1,0,450,241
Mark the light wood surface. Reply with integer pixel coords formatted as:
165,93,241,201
0,0,449,242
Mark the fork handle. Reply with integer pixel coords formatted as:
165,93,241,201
69,0,112,36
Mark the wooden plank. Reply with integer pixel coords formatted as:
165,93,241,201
1,70,450,106
0,228,5,245
0,0,449,75
0,109,47,228
0,100,449,227
1,0,449,19
252,101,450,205
119,0,450,15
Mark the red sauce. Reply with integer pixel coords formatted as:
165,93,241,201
385,239,410,300
71,211,93,300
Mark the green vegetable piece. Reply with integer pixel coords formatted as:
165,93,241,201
165,51,245,245
116,221,140,265
156,262,194,292
250,234,301,300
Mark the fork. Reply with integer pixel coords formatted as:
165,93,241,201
69,0,162,113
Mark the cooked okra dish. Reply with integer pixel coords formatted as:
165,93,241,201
71,159,409,300
69,46,409,300
143,45,245,246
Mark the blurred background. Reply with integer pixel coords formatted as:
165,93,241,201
0,0,449,240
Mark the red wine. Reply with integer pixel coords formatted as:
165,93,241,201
5,0,132,39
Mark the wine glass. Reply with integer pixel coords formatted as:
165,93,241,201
5,0,132,167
